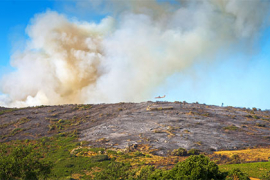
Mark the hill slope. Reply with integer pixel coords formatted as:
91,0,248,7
1,101,270,155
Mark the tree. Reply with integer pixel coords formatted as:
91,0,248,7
165,155,222,179
0,144,52,180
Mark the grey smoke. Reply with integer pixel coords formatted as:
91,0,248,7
0,0,269,107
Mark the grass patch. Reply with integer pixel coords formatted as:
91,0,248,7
73,104,92,110
10,128,25,136
0,131,112,179
0,117,31,129
253,115,260,119
1,128,27,139
0,108,17,115
219,162,270,179
1,131,264,179
47,118,85,132
0,121,16,129
223,125,239,131
214,147,270,162
18,117,31,125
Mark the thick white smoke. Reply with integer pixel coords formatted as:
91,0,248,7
0,0,269,107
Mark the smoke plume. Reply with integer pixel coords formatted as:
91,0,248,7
0,0,269,107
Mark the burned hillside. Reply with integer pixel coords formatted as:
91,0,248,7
0,101,270,155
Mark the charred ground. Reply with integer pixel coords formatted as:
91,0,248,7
1,101,270,155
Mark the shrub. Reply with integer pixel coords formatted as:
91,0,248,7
225,168,250,180
171,148,188,156
256,123,266,127
224,125,239,131
230,154,242,164
0,144,52,180
107,150,117,155
166,155,224,180
188,148,200,155
245,115,252,118
253,115,260,119
145,154,152,158
252,107,257,111
134,151,144,157
262,171,270,180
90,155,109,162
89,147,105,154
136,166,155,180
94,162,131,179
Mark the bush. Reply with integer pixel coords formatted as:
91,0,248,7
253,115,260,119
188,149,200,155
134,151,144,157
0,144,52,180
93,154,250,180
225,168,250,180
94,162,131,179
256,123,266,127
136,166,155,180
224,125,239,131
90,155,109,162
167,155,224,180
171,148,188,156
230,154,242,164
262,171,270,180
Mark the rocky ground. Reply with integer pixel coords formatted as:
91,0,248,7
1,101,270,155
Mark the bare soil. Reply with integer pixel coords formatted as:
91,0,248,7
1,101,270,155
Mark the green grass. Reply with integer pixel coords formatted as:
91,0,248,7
223,125,239,131
73,104,92,110
2,130,269,179
219,161,270,179
0,108,17,115
0,117,30,129
47,118,86,132
0,131,114,179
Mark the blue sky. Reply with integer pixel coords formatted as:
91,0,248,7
0,0,270,109
0,0,56,75
155,26,270,109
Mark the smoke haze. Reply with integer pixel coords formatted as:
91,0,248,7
0,0,269,107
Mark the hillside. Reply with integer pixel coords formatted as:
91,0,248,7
1,101,270,156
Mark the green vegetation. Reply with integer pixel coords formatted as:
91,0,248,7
252,115,260,119
94,162,132,179
73,104,92,110
171,147,187,156
0,121,15,129
225,168,250,180
0,131,102,179
1,127,28,139
220,161,270,179
47,117,85,132
223,125,239,131
17,117,31,125
256,123,266,127
0,144,52,180
0,108,18,115
134,151,145,157
0,117,31,130
162,155,225,180
188,148,200,155
94,155,249,180
171,148,200,156
0,131,266,180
